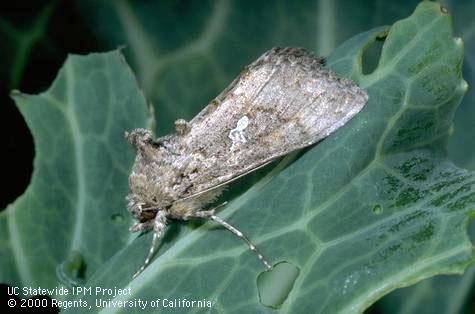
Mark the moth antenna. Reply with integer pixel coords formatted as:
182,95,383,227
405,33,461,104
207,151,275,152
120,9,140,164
133,210,167,278
209,214,272,271
125,128,153,149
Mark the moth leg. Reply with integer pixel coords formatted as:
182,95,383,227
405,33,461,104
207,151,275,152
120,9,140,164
190,209,215,218
190,207,272,271
129,220,154,233
209,215,272,270
133,210,167,278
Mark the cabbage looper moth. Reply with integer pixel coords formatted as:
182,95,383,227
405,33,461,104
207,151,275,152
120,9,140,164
126,47,368,277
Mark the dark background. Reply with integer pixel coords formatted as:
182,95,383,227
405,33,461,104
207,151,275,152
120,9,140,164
0,1,98,211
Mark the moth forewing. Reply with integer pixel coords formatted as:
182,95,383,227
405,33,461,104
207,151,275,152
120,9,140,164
180,48,367,194
126,47,368,277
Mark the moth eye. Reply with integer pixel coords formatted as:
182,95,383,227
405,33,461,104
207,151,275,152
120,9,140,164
151,141,165,149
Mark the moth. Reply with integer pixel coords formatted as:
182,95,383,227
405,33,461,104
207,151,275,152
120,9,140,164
126,47,368,277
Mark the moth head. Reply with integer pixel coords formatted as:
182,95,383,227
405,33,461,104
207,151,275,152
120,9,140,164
126,194,159,222
126,160,175,222
125,128,178,222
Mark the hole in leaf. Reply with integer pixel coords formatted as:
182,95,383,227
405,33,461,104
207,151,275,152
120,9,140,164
372,204,383,215
257,261,300,309
362,36,386,75
56,250,86,288
111,213,125,224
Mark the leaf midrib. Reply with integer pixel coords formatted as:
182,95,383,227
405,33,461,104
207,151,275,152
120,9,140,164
65,61,88,254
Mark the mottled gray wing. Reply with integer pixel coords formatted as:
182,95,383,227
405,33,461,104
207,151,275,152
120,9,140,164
182,47,368,195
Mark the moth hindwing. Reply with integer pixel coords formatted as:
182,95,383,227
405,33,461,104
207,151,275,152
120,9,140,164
126,47,368,277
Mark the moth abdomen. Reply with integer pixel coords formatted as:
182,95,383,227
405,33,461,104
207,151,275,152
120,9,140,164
168,187,225,220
